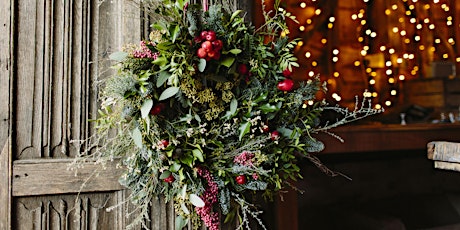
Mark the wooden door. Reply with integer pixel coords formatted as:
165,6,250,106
0,0,148,229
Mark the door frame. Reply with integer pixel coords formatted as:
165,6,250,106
0,0,12,229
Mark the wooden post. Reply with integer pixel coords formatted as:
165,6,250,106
0,0,12,229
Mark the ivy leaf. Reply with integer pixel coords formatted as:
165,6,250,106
109,51,128,61
159,87,179,101
131,127,143,149
198,58,206,72
221,57,235,67
258,103,278,113
223,98,238,119
140,99,153,119
189,194,205,207
238,121,251,141
175,216,188,230
157,71,171,87
192,148,204,162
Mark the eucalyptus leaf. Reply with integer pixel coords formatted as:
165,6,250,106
159,87,179,101
170,162,181,172
109,51,128,61
181,203,190,215
228,49,242,55
189,194,205,207
198,58,206,72
171,24,180,43
131,128,143,149
140,99,153,119
157,71,171,87
175,216,188,230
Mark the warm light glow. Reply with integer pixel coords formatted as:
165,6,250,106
308,71,315,77
385,9,391,15
414,35,420,41
380,46,386,51
399,75,405,80
354,61,360,66
369,79,376,85
410,18,416,23
305,52,311,58
315,9,321,15
392,27,399,33
333,72,340,77
435,38,441,44
371,72,377,77
391,90,398,95
416,24,422,29
385,100,392,106
332,57,339,62
297,41,304,47
306,19,312,24
372,92,378,97
419,45,425,50
366,68,372,73
392,4,398,10
299,26,305,31
389,48,395,54
429,24,435,30
312,61,318,66
400,30,406,36
300,2,307,8
370,32,377,38
386,61,392,67
457,57,460,62
351,14,358,20
397,58,403,64
388,78,395,83
386,69,393,75
375,104,382,110
443,53,449,59
321,38,327,44
361,50,367,56
329,17,335,22
358,37,364,42
332,49,339,55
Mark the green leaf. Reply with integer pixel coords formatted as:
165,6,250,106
171,24,180,43
238,121,251,141
192,148,204,162
221,57,235,67
159,170,171,179
170,162,181,172
180,154,194,167
175,216,188,230
152,56,167,66
181,203,190,215
228,49,242,55
157,71,171,87
109,51,128,61
198,58,206,72
140,99,153,119
131,127,143,149
189,194,205,207
230,10,243,22
258,103,278,113
159,87,179,101
224,98,238,120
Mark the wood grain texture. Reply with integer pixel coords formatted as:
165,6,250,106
13,193,122,230
12,159,125,197
0,0,12,229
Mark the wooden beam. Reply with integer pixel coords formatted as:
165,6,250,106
0,0,12,228
12,159,125,196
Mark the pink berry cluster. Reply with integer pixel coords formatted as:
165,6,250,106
195,167,219,230
233,151,255,166
132,41,158,59
195,30,223,61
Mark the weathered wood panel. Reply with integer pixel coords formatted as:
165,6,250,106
0,0,12,229
12,159,125,197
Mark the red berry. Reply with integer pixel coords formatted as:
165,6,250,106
150,103,165,115
212,40,223,51
163,174,175,183
200,31,208,40
238,64,249,75
282,68,293,77
207,49,217,59
262,125,270,133
277,78,294,91
201,41,213,52
194,36,202,44
235,175,247,185
197,48,208,59
212,51,221,60
205,30,216,41
161,139,169,148
270,130,280,141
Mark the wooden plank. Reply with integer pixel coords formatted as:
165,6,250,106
317,123,460,154
12,159,125,196
427,141,460,163
0,0,12,228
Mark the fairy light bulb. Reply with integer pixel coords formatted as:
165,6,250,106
329,17,335,22
361,50,367,56
392,4,398,10
299,26,305,31
388,78,395,83
333,49,339,55
389,48,395,54
354,61,360,66
306,19,312,24
334,72,340,77
386,69,393,75
372,92,378,97
400,30,406,36
397,58,403,64
351,14,358,20
385,100,392,106
386,61,392,67
415,35,420,41
443,53,449,59
380,46,386,51
399,74,405,80
300,2,307,8
369,79,376,85
321,38,327,44
435,38,441,44
305,52,311,58
308,71,315,77
429,24,435,30
312,61,318,67
392,27,399,33
332,57,339,62
370,32,377,37
416,24,422,29
410,18,416,23
391,90,398,95
315,9,321,15
375,104,382,110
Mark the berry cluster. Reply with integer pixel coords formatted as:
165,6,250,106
195,30,223,61
233,151,255,166
132,41,158,59
277,68,294,92
195,167,219,230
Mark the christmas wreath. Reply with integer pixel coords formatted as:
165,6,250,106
75,0,382,229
